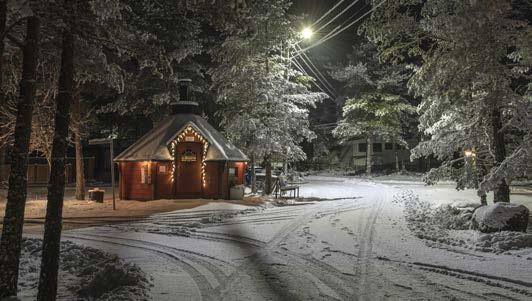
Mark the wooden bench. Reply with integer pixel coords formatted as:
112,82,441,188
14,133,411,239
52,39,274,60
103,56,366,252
274,177,300,199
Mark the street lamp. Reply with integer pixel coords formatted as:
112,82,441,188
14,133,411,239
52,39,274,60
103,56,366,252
464,149,476,158
301,27,313,40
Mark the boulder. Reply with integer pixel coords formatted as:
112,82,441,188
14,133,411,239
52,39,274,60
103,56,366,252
471,202,529,233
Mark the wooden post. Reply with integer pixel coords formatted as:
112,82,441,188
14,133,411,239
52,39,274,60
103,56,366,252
110,139,116,210
118,162,123,200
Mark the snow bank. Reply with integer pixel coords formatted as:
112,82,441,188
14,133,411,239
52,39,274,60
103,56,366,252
394,191,532,253
18,238,150,300
471,202,529,233
475,231,532,252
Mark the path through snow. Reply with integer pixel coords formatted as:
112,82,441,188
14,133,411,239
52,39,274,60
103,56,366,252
63,177,532,300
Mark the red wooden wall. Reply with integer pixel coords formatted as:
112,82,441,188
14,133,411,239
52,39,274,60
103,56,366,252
119,160,247,200
119,162,154,201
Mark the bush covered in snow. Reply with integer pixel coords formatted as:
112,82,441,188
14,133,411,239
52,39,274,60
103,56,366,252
394,191,472,235
18,239,150,300
394,191,532,253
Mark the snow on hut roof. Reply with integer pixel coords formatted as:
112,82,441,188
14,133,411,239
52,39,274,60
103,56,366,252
114,114,248,162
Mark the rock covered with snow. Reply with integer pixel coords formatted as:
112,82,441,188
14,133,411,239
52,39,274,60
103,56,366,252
471,202,529,233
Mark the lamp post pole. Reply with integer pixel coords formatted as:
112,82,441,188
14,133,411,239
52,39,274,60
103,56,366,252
89,137,116,210
110,139,115,210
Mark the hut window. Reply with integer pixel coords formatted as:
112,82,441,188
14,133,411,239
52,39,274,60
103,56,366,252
159,165,166,173
181,149,197,162
373,143,382,153
358,143,367,152
141,165,151,184
229,167,237,176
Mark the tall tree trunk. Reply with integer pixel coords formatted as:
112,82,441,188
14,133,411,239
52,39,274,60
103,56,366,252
0,1,7,183
74,132,84,199
366,136,373,175
0,147,5,183
0,17,40,298
37,29,75,301
73,90,85,200
0,0,6,95
477,157,488,206
491,108,510,202
251,155,256,194
264,155,272,195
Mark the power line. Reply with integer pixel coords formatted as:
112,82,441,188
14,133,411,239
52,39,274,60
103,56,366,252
292,50,336,97
294,44,336,94
292,60,332,96
310,0,345,28
293,54,336,97
295,0,387,55
290,24,342,61
291,58,331,96
315,0,362,33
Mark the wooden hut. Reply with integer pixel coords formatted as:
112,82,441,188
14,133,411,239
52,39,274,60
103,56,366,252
114,80,248,200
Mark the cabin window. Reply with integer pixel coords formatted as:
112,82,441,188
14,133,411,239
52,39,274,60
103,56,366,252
158,165,166,173
373,143,382,153
385,143,394,150
358,143,367,152
229,167,237,177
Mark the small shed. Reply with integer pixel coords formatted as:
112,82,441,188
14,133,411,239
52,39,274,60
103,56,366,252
114,81,248,200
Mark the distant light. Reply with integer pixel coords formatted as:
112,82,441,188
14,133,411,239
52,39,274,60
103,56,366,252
464,150,475,158
301,27,313,40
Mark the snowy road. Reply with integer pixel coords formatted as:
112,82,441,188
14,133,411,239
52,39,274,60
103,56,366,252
63,177,532,300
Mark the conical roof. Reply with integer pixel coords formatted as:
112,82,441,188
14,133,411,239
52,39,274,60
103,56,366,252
114,114,248,162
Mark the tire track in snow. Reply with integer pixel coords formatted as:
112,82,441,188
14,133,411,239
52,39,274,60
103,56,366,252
196,201,363,299
63,233,229,301
352,197,385,299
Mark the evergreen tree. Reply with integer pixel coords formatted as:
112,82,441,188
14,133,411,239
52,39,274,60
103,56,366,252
211,0,326,193
362,0,531,201
331,41,415,174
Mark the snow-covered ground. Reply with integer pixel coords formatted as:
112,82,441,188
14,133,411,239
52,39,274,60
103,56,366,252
60,176,532,300
17,238,150,300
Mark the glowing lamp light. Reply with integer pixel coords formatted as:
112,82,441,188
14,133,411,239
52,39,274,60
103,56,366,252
301,27,313,40
464,150,475,158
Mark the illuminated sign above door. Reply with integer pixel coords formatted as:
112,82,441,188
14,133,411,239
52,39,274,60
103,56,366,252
181,149,197,162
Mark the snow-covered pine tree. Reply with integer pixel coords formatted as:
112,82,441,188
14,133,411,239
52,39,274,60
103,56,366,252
211,0,326,194
331,41,415,175
363,0,531,201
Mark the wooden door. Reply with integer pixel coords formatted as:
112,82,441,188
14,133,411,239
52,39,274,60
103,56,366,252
176,142,203,196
